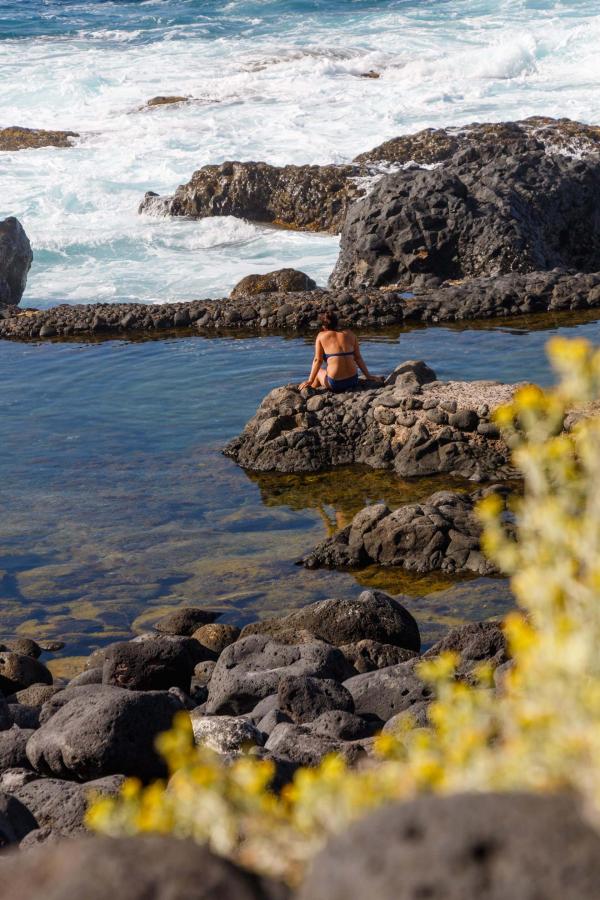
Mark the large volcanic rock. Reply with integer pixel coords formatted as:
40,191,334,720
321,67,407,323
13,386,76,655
230,268,317,298
302,487,508,576
332,138,600,290
224,361,516,480
298,792,600,900
0,217,33,307
354,116,600,165
139,160,363,233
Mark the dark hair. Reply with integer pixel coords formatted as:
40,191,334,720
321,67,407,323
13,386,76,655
320,309,338,330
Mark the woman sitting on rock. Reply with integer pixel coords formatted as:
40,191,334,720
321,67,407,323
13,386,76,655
299,310,383,393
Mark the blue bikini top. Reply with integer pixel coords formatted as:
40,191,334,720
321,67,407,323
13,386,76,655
323,350,355,360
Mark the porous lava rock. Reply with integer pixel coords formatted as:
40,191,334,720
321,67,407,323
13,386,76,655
0,835,288,900
343,658,432,721
230,268,317,298
0,651,52,696
240,590,420,652
101,638,197,691
302,487,508,576
332,138,600,290
277,675,354,724
26,687,182,781
139,160,363,232
224,361,516,480
153,606,219,636
298,792,600,900
190,713,264,755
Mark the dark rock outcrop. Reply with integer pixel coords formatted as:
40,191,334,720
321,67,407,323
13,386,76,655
277,675,354,724
0,217,33,307
224,362,515,480
240,590,421,653
26,687,182,781
354,116,600,166
138,160,363,233
343,659,432,721
264,722,366,768
302,487,508,576
340,641,418,674
0,127,78,152
298,792,600,900
0,728,34,772
4,270,600,341
153,606,219,636
331,139,600,290
193,623,240,656
230,268,317,298
0,835,287,900
142,95,190,109
0,651,52,696
101,638,197,692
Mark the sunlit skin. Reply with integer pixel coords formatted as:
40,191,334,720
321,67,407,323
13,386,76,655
298,324,383,390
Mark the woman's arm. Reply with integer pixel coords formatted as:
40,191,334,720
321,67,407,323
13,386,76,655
353,336,383,380
299,337,325,390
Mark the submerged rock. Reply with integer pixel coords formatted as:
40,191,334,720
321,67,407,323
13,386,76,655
302,487,508,576
138,160,364,233
230,268,317,298
224,361,516,480
0,217,33,307
298,792,600,900
141,95,190,109
332,139,600,290
0,127,78,152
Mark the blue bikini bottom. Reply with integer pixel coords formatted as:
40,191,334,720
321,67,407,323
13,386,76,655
326,372,359,393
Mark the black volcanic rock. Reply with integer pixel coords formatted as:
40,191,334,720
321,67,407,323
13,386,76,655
0,217,33,306
332,140,600,290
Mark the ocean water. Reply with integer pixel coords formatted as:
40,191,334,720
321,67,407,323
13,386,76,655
3,1,600,665
1,0,600,306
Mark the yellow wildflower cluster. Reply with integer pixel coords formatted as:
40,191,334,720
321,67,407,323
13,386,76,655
88,336,600,884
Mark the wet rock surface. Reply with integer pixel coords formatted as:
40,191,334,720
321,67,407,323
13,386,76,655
332,138,600,290
138,160,364,232
224,361,516,480
302,486,509,576
0,127,79,152
0,217,33,308
298,792,600,900
354,115,600,166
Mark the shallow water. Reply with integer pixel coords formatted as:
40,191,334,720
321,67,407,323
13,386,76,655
4,310,600,664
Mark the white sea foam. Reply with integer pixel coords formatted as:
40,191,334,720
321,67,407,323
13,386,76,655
1,0,600,308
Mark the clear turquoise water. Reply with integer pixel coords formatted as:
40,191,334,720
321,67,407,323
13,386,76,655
3,0,600,667
3,311,600,664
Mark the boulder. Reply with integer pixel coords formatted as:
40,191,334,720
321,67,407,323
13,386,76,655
0,835,287,900
241,591,420,653
0,126,78,152
277,675,354,724
0,695,9,731
303,489,505,576
9,776,121,838
424,620,509,681
298,792,600,900
0,727,34,772
0,217,33,307
332,138,600,290
230,269,317,298
343,659,432,721
101,638,196,691
153,607,219,636
190,713,264,755
308,710,382,741
138,160,363,233
0,651,52,695
340,640,418,674
9,684,60,706
26,687,182,781
265,723,366,768
224,367,516,480
206,636,351,715
0,791,36,846
142,95,189,109
192,623,240,656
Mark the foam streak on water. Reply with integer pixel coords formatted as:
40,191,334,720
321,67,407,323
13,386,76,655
1,0,600,307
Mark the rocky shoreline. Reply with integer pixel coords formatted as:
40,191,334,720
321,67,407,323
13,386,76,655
3,269,600,341
0,594,509,849
224,360,516,481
